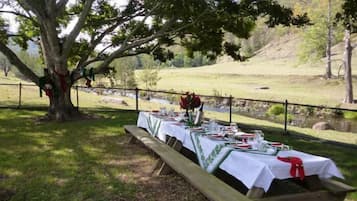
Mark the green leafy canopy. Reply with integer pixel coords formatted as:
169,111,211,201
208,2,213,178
0,0,309,83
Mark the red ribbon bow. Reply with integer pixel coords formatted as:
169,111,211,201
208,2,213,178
85,78,92,88
54,69,68,92
277,156,305,180
44,89,53,98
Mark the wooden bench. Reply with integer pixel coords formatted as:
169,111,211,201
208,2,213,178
124,125,356,201
124,125,252,201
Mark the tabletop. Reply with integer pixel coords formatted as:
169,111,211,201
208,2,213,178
137,111,344,192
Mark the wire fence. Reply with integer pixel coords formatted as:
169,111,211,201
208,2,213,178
1,82,357,134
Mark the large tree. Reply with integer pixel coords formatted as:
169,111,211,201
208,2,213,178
297,0,344,66
0,0,308,121
336,0,357,103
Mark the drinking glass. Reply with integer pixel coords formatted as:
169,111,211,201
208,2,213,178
252,130,264,141
168,108,175,117
229,122,238,132
160,107,167,115
208,119,216,133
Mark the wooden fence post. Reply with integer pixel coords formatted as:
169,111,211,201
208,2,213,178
229,95,233,123
284,99,288,135
135,88,139,112
18,82,22,108
76,85,79,109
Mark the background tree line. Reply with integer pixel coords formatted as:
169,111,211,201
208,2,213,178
1,0,355,107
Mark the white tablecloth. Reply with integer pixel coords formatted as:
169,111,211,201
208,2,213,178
137,112,344,192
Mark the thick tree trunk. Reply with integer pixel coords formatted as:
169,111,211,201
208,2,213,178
48,86,78,121
3,66,9,76
45,69,80,121
343,29,353,103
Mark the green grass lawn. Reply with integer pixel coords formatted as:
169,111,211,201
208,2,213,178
0,109,356,200
0,109,140,201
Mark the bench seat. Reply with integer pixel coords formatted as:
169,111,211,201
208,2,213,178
124,125,356,201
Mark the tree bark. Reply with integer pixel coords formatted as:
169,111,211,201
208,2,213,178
343,29,354,103
325,0,332,79
46,72,79,121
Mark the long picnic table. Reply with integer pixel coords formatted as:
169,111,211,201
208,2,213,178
137,111,346,198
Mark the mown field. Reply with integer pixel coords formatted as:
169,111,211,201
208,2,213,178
146,57,357,108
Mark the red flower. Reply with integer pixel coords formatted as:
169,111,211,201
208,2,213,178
180,92,201,110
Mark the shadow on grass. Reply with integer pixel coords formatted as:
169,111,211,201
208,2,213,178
1,108,356,200
0,109,140,201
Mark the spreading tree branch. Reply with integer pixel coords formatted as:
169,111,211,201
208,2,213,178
95,44,113,58
75,9,147,69
62,0,95,59
122,2,161,47
0,10,35,23
17,0,45,20
95,31,167,73
56,0,68,12
93,18,184,74
0,42,39,84
121,46,158,58
100,9,146,24
75,21,122,69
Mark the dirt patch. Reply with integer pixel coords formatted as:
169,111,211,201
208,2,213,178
0,174,9,181
119,139,209,201
0,175,14,201
34,110,103,123
0,188,15,201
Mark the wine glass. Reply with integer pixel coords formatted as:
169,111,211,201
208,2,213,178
252,130,264,141
229,122,238,132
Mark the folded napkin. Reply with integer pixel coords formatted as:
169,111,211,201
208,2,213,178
277,156,305,180
239,133,255,137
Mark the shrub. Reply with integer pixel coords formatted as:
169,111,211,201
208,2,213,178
212,89,224,104
166,89,179,104
266,104,285,116
139,91,147,97
277,114,294,123
343,111,357,120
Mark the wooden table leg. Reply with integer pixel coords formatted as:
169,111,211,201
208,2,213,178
172,139,183,152
128,136,137,144
156,137,183,175
166,136,176,146
246,187,265,199
152,136,175,173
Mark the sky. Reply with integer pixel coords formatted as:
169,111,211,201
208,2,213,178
0,0,131,53
1,0,130,34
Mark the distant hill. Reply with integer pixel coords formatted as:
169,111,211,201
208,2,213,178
8,41,39,56
253,29,357,72
255,31,300,60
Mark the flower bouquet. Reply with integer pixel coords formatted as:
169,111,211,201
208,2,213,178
180,92,201,126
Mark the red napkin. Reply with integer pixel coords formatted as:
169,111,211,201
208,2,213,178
277,156,305,180
241,133,255,137
270,142,282,146
232,143,251,149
